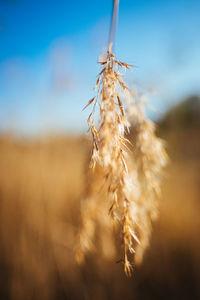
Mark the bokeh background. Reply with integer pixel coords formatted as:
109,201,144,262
0,0,200,299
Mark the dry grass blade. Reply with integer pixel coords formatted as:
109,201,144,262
82,97,96,111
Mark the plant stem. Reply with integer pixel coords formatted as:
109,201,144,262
108,0,120,52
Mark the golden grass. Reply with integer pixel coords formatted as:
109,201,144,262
0,127,199,298
76,49,168,275
73,0,168,275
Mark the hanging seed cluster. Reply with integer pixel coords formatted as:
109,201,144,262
76,50,168,276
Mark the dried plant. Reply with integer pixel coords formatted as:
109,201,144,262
76,0,168,276
76,50,136,275
126,92,169,265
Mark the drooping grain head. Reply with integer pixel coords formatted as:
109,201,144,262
76,52,168,276
126,94,169,264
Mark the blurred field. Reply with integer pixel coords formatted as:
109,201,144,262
0,96,200,300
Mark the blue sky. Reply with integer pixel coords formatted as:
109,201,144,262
0,0,200,135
